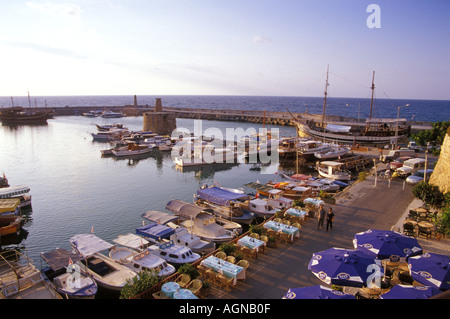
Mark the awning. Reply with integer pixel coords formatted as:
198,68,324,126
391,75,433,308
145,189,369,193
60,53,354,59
141,210,180,224
135,222,175,241
326,124,351,133
41,248,82,270
166,199,206,219
113,233,149,249
196,187,248,206
69,234,114,256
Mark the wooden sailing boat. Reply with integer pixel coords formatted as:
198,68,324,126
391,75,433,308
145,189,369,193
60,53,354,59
292,68,411,145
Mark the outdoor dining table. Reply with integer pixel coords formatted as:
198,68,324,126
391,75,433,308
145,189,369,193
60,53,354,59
173,288,199,299
285,208,308,221
237,235,266,257
161,281,180,298
264,220,300,241
418,221,434,229
200,255,245,285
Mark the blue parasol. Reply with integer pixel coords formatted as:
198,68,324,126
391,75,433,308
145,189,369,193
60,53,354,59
283,285,355,299
353,229,423,261
408,252,450,290
380,284,441,299
308,248,383,288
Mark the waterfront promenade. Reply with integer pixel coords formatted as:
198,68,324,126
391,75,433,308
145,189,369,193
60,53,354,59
206,170,449,299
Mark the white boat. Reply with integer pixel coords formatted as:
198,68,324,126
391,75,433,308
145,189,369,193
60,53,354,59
140,210,216,255
109,234,176,277
40,248,98,299
166,200,237,244
101,110,125,118
174,146,238,167
243,198,278,219
314,178,341,192
147,240,201,267
111,143,154,157
297,140,331,157
96,123,126,131
0,185,32,208
316,161,352,181
314,145,350,159
69,234,137,292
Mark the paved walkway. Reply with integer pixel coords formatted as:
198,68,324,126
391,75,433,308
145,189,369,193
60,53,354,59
207,173,449,299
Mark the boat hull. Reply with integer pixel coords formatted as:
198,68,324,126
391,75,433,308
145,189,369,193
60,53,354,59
296,122,409,145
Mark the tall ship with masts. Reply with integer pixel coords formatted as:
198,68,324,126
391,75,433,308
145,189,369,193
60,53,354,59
0,93,51,125
291,67,411,145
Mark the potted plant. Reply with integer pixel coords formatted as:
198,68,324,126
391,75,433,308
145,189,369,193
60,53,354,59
267,236,277,248
201,280,211,297
319,190,336,204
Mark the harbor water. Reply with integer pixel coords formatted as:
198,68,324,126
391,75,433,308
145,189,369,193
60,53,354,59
0,115,299,266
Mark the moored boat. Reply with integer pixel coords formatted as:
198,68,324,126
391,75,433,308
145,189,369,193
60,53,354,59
0,107,50,125
314,145,350,159
69,234,137,292
0,185,32,208
316,161,352,181
40,248,98,299
109,233,176,277
0,198,24,237
111,143,154,157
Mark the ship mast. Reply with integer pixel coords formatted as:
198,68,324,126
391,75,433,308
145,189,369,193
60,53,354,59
368,71,375,120
321,65,329,131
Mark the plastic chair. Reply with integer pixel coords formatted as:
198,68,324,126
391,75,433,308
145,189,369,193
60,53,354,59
240,246,256,259
187,279,203,296
215,251,227,259
218,274,234,292
176,273,191,288
403,223,416,237
273,218,282,223
291,222,301,229
249,233,260,240
225,255,236,264
260,235,268,243
236,259,249,270
282,219,291,226
206,269,220,285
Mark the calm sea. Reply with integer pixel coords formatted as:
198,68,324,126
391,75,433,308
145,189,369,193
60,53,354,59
0,114,300,270
0,95,448,287
1,95,449,123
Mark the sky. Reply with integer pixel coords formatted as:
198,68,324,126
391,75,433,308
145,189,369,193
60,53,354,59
1,0,449,100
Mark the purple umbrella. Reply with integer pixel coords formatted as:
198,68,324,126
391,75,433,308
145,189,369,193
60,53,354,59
353,229,423,261
283,285,355,299
380,284,441,299
308,248,383,288
408,253,450,290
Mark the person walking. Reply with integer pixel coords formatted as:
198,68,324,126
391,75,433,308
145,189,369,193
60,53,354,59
317,204,326,230
326,207,334,231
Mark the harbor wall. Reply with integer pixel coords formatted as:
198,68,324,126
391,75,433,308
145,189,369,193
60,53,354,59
9,105,433,132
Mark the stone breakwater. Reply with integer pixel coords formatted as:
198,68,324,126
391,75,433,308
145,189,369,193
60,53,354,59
22,105,432,131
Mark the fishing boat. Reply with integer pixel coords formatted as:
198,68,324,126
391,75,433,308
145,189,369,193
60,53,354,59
0,198,24,237
314,145,350,159
195,186,255,225
69,234,137,292
0,185,32,208
40,248,98,299
109,234,176,277
291,68,411,145
297,140,331,157
101,110,125,118
240,198,278,219
0,107,50,125
174,146,238,167
96,123,126,131
111,143,154,157
140,210,216,255
316,161,352,181
165,200,238,244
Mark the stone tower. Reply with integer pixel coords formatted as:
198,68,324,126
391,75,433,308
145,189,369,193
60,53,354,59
142,98,176,135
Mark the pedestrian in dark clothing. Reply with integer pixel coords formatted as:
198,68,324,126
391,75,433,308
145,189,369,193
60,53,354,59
326,207,334,231
317,204,326,229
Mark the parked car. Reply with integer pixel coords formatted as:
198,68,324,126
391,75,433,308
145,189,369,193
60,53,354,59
390,156,413,169
396,158,427,177
406,169,434,185
380,149,416,163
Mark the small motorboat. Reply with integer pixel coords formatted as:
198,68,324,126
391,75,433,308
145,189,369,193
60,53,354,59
41,248,98,299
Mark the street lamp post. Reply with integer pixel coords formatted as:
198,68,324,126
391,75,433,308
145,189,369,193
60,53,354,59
394,104,410,149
